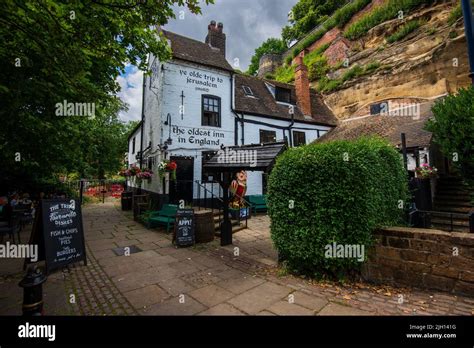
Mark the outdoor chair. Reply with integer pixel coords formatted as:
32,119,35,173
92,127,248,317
247,195,268,214
0,212,21,244
147,204,178,233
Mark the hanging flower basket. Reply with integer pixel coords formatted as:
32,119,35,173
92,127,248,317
415,164,438,179
137,169,153,183
158,160,177,181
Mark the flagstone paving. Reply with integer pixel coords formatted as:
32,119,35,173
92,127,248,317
1,199,473,316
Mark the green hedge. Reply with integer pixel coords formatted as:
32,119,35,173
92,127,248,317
267,137,408,278
344,0,436,40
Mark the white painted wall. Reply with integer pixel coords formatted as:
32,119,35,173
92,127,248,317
239,114,332,195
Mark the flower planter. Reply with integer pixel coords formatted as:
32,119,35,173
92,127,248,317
229,207,250,220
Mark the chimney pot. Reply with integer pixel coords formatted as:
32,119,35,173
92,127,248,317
205,20,226,57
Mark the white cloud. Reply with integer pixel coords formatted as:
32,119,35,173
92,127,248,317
116,65,143,122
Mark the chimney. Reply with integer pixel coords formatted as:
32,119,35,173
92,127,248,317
205,20,226,57
294,56,312,117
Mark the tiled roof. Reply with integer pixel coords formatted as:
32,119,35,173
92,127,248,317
316,111,434,148
162,30,233,72
234,74,338,126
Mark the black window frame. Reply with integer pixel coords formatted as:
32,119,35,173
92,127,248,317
275,87,291,104
259,129,277,144
293,131,306,147
242,86,254,96
201,150,217,182
201,95,221,127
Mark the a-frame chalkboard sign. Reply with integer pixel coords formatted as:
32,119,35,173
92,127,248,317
24,199,87,274
173,209,195,247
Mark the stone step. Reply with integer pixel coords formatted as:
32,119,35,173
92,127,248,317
214,223,246,236
432,205,473,213
432,200,472,208
430,217,470,227
431,223,470,233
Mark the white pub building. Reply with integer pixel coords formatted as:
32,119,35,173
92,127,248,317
128,21,337,205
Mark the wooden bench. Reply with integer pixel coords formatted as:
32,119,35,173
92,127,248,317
247,195,267,214
147,204,178,233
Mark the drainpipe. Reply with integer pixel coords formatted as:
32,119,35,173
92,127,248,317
462,0,474,84
287,112,295,147
139,70,146,169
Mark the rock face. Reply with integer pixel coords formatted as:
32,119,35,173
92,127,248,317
319,2,472,119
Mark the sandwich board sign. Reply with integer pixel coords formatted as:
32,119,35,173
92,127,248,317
25,199,87,273
174,209,195,247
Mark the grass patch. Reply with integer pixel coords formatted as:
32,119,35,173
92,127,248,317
448,4,462,26
318,61,381,92
344,0,436,40
386,20,422,43
290,0,372,59
274,64,295,83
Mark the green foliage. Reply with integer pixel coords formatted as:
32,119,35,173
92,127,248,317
0,0,209,192
426,87,474,184
448,4,462,25
247,38,287,76
274,64,295,83
386,20,422,43
344,0,435,40
308,55,329,81
281,0,347,44
267,137,408,278
318,62,380,92
289,0,371,58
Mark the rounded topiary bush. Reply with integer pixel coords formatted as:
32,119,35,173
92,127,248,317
267,137,408,279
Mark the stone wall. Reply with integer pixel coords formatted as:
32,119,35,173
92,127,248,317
362,227,474,297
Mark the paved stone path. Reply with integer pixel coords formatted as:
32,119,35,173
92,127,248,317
1,199,473,316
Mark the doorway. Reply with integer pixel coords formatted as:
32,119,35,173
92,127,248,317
169,156,194,205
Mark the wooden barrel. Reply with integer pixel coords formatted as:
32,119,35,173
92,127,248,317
194,210,214,243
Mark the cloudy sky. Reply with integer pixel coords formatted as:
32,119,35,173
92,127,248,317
117,0,297,122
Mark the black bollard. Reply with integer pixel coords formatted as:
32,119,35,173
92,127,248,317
18,266,47,316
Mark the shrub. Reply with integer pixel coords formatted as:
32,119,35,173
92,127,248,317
448,3,465,26
291,0,372,59
364,61,381,73
426,87,474,185
267,137,408,278
344,0,436,40
274,64,295,83
308,56,329,81
386,20,422,43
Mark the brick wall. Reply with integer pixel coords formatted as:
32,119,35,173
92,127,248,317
324,38,351,66
362,227,474,297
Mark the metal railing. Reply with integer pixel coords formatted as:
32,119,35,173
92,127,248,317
195,180,250,231
408,209,474,233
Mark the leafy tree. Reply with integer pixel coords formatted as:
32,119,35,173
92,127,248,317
426,87,474,184
247,38,287,76
281,0,346,44
0,0,211,193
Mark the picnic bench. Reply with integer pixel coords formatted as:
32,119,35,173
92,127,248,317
247,195,267,214
147,204,178,233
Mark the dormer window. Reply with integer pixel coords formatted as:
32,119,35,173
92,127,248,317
242,86,254,96
275,87,291,104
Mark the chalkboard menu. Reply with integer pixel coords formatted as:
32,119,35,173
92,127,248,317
174,209,195,247
26,199,87,273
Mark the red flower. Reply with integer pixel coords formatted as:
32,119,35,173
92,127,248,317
166,161,177,171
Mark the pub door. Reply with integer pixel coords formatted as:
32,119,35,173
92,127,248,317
169,156,194,205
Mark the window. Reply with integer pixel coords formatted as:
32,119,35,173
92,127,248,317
242,86,254,96
132,137,136,154
260,129,276,144
201,151,217,182
370,102,389,115
275,87,291,104
293,131,306,147
202,95,221,127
